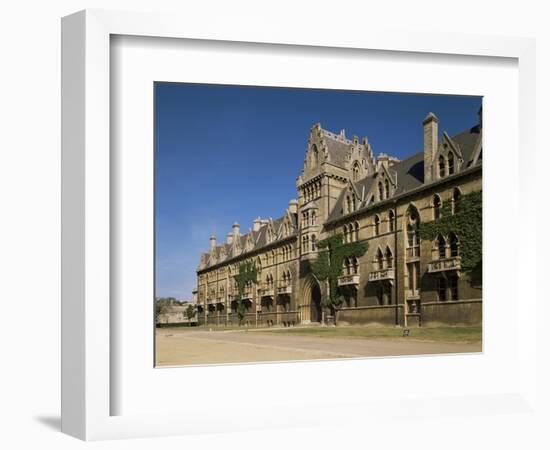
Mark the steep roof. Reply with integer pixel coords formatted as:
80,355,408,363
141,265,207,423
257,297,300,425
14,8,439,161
198,212,298,270
326,124,482,223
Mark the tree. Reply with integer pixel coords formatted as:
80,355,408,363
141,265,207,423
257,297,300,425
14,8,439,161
154,300,170,326
186,304,196,323
233,261,258,326
310,233,368,319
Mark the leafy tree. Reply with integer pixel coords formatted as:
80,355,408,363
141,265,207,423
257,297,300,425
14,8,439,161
186,304,196,322
233,261,258,325
154,300,170,325
311,233,368,318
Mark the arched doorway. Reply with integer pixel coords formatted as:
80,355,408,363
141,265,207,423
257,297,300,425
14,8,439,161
311,283,322,323
300,276,322,324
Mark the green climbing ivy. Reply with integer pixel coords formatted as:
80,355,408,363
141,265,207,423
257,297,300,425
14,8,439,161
311,233,368,313
419,190,482,272
233,261,258,324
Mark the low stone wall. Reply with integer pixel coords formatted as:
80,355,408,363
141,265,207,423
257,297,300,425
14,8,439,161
336,305,402,326
421,299,482,326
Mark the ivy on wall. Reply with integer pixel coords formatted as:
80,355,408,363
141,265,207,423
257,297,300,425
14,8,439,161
419,190,482,272
233,261,258,323
311,233,368,312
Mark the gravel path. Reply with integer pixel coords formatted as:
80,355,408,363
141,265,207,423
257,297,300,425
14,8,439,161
155,328,481,366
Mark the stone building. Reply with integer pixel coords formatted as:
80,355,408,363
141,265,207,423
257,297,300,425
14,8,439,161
195,111,482,327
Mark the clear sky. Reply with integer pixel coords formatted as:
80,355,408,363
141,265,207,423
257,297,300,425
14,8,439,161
155,83,481,300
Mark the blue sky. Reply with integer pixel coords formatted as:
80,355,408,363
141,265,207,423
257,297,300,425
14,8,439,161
155,83,481,299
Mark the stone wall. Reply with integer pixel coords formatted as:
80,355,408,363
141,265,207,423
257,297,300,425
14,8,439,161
336,305,402,326
421,299,482,326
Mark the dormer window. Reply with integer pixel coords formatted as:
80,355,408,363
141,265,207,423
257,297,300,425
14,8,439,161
378,182,384,201
438,155,445,178
448,152,455,175
385,179,390,199
346,193,356,213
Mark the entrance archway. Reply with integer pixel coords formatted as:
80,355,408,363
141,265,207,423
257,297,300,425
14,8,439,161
311,283,322,323
301,276,322,324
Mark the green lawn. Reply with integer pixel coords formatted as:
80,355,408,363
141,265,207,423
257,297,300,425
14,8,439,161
256,326,482,343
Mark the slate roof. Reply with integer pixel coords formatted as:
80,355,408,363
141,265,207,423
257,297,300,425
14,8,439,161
198,123,481,270
326,124,482,223
324,134,353,168
198,212,298,270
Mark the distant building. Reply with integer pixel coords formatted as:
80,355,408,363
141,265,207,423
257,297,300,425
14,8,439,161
195,111,482,327
156,303,197,326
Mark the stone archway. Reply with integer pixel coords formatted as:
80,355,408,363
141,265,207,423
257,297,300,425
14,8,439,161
310,283,322,323
301,276,322,324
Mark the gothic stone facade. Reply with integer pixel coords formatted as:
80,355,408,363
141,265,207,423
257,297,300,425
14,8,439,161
195,112,482,327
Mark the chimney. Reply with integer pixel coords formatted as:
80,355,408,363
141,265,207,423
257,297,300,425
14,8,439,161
232,222,240,237
226,232,233,245
423,112,439,183
209,235,217,251
288,199,298,214
253,217,262,232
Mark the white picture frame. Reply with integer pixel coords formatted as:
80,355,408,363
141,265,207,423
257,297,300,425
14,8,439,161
61,9,538,441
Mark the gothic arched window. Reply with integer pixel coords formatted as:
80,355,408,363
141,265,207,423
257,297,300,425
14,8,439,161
351,256,359,274
385,247,393,269
453,188,462,214
433,194,442,219
449,233,459,257
437,234,447,260
374,215,380,236
388,210,395,232
406,206,420,258
376,248,384,270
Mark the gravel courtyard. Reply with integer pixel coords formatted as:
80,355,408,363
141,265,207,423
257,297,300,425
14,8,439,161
155,327,482,366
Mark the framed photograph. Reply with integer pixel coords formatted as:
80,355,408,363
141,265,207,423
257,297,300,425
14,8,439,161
154,82,483,368
62,9,538,441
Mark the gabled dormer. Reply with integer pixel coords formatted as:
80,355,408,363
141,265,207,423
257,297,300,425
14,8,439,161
343,180,362,214
279,209,296,238
244,232,255,252
265,220,276,244
373,160,397,202
433,132,464,179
